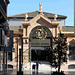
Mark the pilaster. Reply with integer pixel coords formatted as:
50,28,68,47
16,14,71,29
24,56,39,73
52,14,59,37
22,14,30,64
14,38,18,62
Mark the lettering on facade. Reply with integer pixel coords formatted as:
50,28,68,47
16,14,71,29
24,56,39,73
31,39,50,47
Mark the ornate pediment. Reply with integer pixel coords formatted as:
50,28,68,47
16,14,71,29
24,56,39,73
29,14,59,26
37,17,51,25
29,14,51,24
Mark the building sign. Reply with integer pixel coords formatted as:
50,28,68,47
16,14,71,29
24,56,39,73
31,39,50,47
8,30,13,61
9,30,13,47
31,47,45,50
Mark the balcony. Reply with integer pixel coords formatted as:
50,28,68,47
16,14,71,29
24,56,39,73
0,0,7,14
0,0,9,23
0,0,9,22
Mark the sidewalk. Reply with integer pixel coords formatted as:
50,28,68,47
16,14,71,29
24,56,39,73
0,69,31,75
0,69,75,75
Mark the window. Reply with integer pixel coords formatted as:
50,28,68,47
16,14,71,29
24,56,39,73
68,64,75,69
69,43,75,61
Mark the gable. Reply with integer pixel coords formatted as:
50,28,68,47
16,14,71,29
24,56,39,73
29,14,51,25
36,17,52,27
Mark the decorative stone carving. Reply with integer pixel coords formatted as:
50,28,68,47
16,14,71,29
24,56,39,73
25,13,28,21
22,14,30,27
53,14,58,21
52,14,59,25
39,3,42,12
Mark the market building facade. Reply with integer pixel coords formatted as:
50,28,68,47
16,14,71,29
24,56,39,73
8,4,75,72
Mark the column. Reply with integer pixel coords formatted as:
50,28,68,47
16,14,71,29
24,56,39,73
14,38,18,69
55,27,57,37
14,38,18,62
23,26,27,37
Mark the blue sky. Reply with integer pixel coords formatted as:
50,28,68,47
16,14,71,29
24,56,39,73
7,0,74,26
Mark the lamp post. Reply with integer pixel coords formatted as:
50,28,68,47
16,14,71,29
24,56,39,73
17,48,23,75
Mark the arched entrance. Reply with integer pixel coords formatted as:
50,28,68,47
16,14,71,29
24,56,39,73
29,26,53,62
